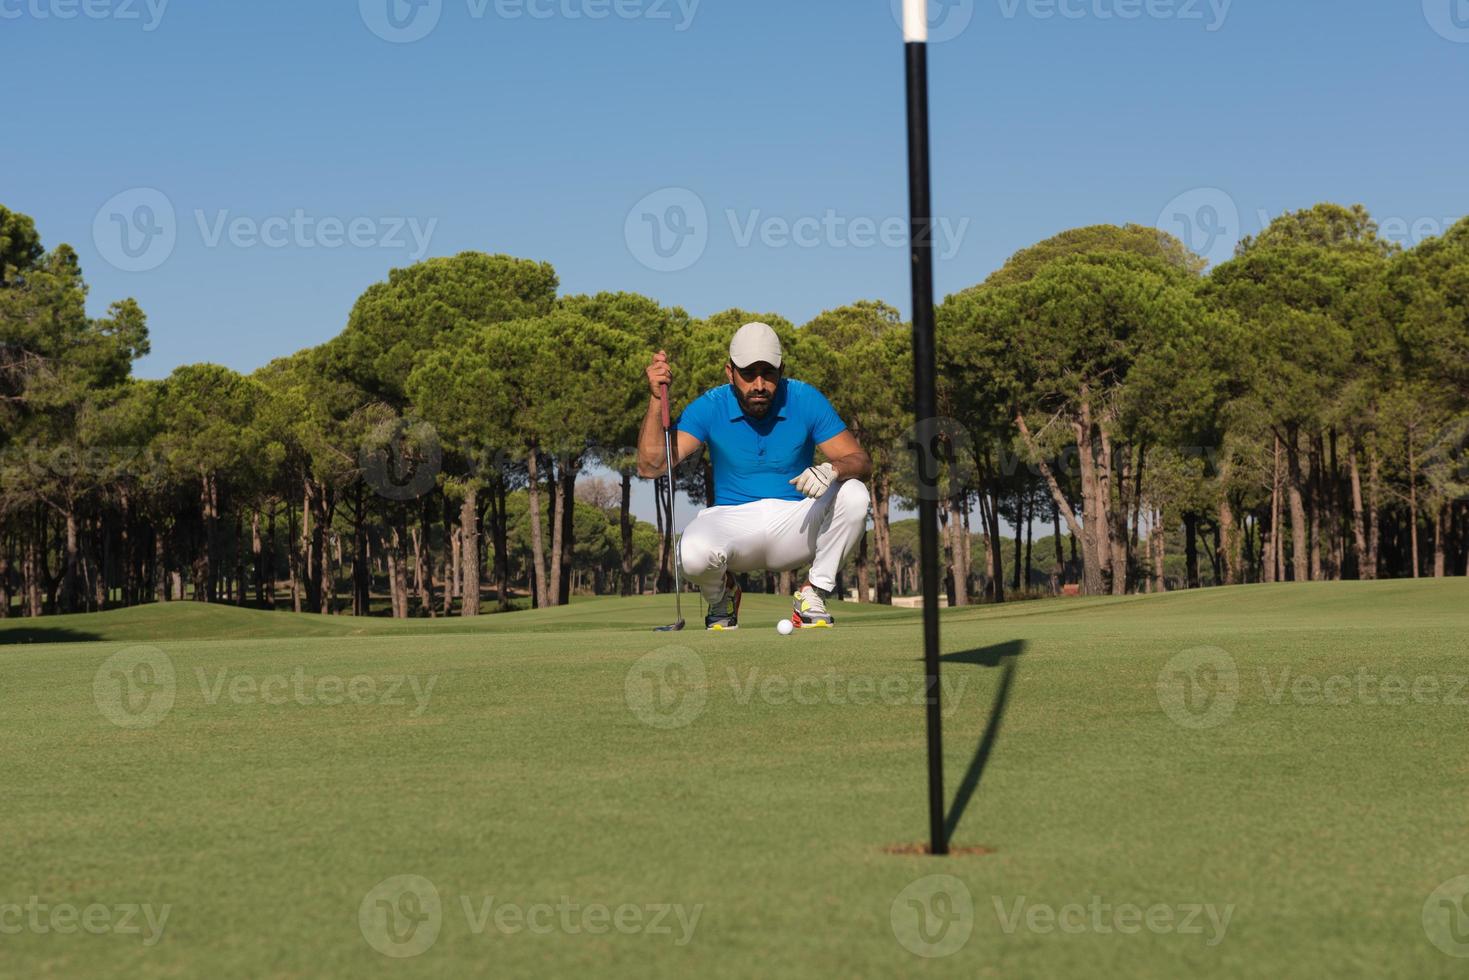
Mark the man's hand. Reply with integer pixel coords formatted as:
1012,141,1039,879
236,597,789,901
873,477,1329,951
646,350,672,399
789,463,836,499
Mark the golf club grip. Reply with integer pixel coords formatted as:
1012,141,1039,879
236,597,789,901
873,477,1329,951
660,383,672,430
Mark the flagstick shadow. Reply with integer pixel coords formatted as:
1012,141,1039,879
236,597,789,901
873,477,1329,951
937,640,1024,843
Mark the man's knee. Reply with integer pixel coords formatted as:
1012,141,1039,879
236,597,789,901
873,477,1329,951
835,478,870,517
678,531,726,579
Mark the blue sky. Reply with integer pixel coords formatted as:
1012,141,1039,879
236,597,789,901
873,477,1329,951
5,0,1467,529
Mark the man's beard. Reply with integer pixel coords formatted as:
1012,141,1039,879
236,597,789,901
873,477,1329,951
735,384,774,418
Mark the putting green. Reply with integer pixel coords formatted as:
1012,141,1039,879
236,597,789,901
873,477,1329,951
4,579,1466,977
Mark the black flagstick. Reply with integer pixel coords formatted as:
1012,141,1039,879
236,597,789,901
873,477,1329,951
903,0,947,856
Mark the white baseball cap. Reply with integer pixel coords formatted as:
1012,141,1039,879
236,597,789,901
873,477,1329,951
729,321,783,369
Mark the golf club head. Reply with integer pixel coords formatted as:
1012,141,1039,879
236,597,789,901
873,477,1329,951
653,619,686,632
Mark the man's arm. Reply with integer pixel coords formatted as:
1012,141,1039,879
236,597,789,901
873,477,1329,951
638,350,704,478
637,395,704,478
817,429,873,481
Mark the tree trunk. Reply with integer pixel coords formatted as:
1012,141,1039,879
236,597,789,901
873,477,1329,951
1366,446,1381,578
1218,462,1239,587
62,509,80,613
1348,444,1370,580
948,492,968,606
1152,510,1167,592
442,494,458,616
489,477,510,611
526,451,549,608
1184,512,1201,589
873,471,894,604
1433,503,1448,578
1017,412,1092,592
1408,431,1420,578
391,516,410,618
1077,418,1109,595
855,529,871,603
1024,497,1034,591
985,483,1004,603
1283,428,1310,582
461,486,482,615
619,469,636,597
1051,498,1064,591
556,458,579,606
419,497,435,617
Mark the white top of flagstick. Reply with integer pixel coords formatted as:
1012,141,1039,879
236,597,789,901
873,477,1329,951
903,0,928,42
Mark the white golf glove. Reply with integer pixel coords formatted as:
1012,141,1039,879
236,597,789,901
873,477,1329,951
789,462,836,499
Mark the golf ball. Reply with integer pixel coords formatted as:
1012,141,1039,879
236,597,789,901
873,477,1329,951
776,619,794,635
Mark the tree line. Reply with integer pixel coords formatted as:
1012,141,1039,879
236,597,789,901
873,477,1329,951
0,200,1463,618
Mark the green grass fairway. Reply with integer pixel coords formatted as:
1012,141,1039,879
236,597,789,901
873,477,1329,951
5,579,1467,977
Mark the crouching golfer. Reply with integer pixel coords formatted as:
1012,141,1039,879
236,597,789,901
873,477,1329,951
637,322,872,630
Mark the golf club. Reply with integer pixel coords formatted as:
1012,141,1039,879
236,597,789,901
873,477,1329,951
653,381,685,632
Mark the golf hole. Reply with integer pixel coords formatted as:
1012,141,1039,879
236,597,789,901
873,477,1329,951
884,843,995,857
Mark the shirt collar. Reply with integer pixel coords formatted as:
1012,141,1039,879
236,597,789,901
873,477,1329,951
726,381,787,421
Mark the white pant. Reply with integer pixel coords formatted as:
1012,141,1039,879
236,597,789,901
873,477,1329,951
678,479,871,601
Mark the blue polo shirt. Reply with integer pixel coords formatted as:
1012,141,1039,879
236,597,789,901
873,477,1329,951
676,378,848,506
